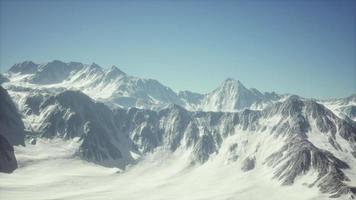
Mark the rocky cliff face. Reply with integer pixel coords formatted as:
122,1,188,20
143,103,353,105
112,96,356,198
0,86,25,173
21,90,134,168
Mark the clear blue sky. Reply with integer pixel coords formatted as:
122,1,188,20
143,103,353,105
0,0,355,99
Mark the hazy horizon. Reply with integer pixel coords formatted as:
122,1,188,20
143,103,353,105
1,0,355,99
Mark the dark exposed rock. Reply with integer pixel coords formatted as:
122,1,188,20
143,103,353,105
32,90,133,167
0,86,25,146
0,74,9,84
9,61,38,74
241,156,256,172
192,133,218,163
265,138,354,198
0,135,18,173
0,86,26,173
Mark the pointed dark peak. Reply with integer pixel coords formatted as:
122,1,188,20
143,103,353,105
43,90,96,109
20,60,37,66
47,60,66,65
90,62,101,69
281,95,304,109
37,60,68,71
84,62,103,72
223,78,240,84
68,61,84,68
267,95,304,117
9,60,38,74
56,90,92,102
277,95,333,118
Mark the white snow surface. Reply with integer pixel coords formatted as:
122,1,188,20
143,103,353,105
0,138,328,200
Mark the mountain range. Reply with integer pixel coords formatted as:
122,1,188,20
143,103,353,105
0,60,355,200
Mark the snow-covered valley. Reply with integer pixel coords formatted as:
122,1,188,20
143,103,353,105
0,138,326,200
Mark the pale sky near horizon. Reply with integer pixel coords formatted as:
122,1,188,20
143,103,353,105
0,0,355,99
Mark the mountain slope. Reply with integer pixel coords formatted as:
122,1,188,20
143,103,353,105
4,60,286,112
5,60,185,110
321,94,356,122
0,86,26,173
2,60,356,199
19,90,135,168
111,96,356,198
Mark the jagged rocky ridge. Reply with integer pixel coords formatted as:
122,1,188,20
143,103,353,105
17,88,355,197
20,90,135,168
3,60,284,111
111,96,356,198
5,60,185,110
321,94,356,122
1,60,356,199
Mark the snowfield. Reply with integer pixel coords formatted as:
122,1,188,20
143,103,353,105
0,139,326,200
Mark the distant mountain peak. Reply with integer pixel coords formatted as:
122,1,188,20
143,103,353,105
9,60,38,74
107,65,126,77
47,60,65,65
220,78,246,90
90,62,101,68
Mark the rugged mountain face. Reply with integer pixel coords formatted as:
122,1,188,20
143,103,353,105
178,90,204,109
0,86,25,173
321,94,356,122
4,60,284,111
198,79,279,111
20,90,134,168
0,86,25,146
2,60,356,199
5,61,184,110
111,96,356,198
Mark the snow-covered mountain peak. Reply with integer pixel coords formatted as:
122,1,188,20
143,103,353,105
200,79,266,111
220,78,246,91
9,60,38,74
105,65,126,79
